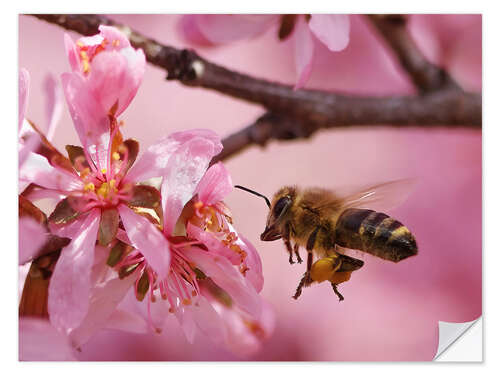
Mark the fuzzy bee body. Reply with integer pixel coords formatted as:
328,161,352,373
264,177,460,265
258,181,418,300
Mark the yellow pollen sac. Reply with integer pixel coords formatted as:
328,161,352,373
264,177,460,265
101,168,107,174
79,50,91,74
97,182,111,198
84,182,95,192
112,152,120,161
310,257,341,283
82,60,90,74
182,299,192,306
76,41,84,48
109,179,117,189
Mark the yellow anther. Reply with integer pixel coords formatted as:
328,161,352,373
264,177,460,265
182,299,192,306
112,152,120,161
101,168,107,174
84,182,95,192
82,60,90,74
97,182,110,198
76,41,84,48
109,179,116,189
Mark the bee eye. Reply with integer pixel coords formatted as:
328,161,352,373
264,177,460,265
273,196,291,217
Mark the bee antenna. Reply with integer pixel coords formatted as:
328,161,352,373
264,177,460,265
234,185,271,209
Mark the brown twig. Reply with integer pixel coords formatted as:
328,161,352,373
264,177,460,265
31,14,481,131
211,113,315,164
366,14,460,93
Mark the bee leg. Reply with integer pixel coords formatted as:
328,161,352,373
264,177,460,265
293,243,303,264
331,283,345,302
282,222,295,264
293,274,307,300
304,228,319,286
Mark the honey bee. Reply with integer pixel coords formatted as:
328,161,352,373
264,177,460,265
235,180,418,301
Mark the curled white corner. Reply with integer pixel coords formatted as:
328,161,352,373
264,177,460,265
433,317,482,361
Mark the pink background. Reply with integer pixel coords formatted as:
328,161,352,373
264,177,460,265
19,14,482,361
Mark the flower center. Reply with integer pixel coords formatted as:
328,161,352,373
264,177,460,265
189,201,248,275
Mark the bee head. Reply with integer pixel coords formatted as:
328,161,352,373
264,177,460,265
261,186,296,241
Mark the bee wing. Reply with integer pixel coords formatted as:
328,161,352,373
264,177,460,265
339,178,418,212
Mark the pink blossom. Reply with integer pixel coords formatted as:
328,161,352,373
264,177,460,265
18,26,167,336
18,217,47,265
102,150,273,356
19,68,64,188
19,318,75,361
18,69,48,260
19,25,271,356
18,69,37,168
179,14,350,89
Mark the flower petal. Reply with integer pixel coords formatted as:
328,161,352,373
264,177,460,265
48,209,100,332
194,15,278,44
162,137,221,235
118,205,171,278
293,16,315,90
18,132,40,170
43,73,64,141
64,33,80,72
68,274,136,348
49,214,87,239
19,68,30,131
216,298,275,357
190,296,226,345
186,222,241,264
98,25,132,49
309,14,350,52
125,129,222,183
61,72,110,171
87,48,146,116
237,232,264,293
19,217,47,265
19,152,83,192
19,318,75,361
182,246,262,318
195,162,233,206
105,308,149,334
178,15,215,46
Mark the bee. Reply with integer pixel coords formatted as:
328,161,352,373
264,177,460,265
235,180,418,301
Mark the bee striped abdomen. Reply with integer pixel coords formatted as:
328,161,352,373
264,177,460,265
334,208,417,262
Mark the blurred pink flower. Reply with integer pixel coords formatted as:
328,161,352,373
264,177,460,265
18,69,47,261
19,318,75,361
179,14,350,89
18,69,38,168
18,217,47,265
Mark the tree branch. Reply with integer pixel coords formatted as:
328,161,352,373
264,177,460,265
365,15,461,94
211,113,315,164
31,14,481,130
